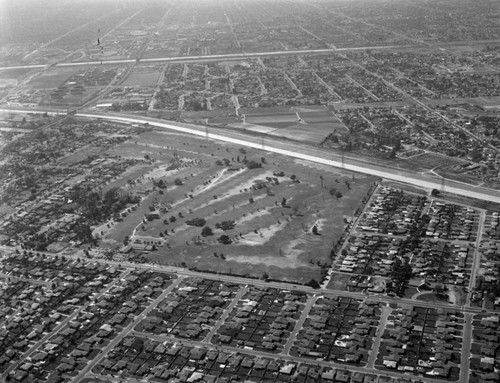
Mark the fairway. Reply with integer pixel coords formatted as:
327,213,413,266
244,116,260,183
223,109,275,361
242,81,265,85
94,128,376,283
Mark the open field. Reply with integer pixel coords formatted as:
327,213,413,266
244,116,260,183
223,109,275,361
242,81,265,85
96,128,376,283
121,65,163,87
393,152,467,172
0,68,37,80
27,68,81,89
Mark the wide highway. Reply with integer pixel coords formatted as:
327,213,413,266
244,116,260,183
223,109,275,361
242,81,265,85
0,45,412,71
3,107,500,204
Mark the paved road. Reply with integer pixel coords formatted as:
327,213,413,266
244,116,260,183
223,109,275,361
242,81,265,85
366,303,391,369
202,286,247,343
468,210,486,305
283,294,317,355
0,269,131,381
2,246,488,382
76,112,500,204
459,313,473,383
4,245,496,316
3,107,495,204
114,330,455,383
0,46,417,71
72,276,185,383
322,183,379,288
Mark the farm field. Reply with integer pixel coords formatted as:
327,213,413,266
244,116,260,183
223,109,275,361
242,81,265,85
225,106,346,145
142,47,182,59
267,123,334,144
42,86,100,107
97,128,376,284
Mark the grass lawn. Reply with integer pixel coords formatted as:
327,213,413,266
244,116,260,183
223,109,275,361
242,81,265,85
326,273,351,290
95,128,376,283
415,292,450,304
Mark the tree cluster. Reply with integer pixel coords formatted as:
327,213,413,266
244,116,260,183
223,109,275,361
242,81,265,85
153,179,167,189
329,188,343,198
215,220,236,231
70,186,139,223
201,226,213,237
389,257,413,297
218,234,232,245
246,160,262,169
186,217,206,227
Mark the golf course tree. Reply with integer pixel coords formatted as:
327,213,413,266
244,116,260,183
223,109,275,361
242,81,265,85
246,160,262,169
215,220,236,231
153,179,167,189
201,226,213,237
433,284,448,300
70,185,139,223
305,279,321,289
329,188,342,198
218,234,232,244
186,217,206,227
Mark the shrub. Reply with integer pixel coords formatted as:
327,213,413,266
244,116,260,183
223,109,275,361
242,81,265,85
305,279,321,289
246,160,262,169
218,234,232,245
186,217,206,227
215,220,236,231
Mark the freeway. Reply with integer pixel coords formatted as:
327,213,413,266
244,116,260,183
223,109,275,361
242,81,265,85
81,111,500,204
0,46,418,71
3,107,500,204
0,64,48,71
